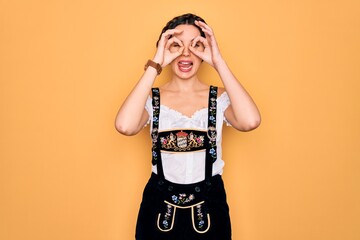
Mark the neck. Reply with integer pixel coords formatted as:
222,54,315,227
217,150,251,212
166,76,206,92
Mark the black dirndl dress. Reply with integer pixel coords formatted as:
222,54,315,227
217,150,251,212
135,86,232,240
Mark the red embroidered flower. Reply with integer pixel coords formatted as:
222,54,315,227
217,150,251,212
160,137,167,144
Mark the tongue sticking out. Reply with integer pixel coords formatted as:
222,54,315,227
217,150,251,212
178,61,193,72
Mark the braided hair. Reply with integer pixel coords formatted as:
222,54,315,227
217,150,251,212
156,13,207,47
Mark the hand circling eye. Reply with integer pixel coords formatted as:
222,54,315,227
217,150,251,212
169,42,182,53
192,41,205,51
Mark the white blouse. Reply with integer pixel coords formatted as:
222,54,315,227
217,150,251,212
145,91,231,184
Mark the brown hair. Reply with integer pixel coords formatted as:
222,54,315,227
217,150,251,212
156,13,207,47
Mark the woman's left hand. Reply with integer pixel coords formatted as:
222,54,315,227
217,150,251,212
189,21,224,69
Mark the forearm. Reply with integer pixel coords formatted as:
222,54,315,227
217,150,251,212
115,66,158,135
215,59,261,131
115,28,185,136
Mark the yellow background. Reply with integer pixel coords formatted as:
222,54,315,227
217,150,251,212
1,0,359,239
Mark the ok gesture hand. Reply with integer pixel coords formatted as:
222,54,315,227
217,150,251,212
189,21,224,69
153,29,184,67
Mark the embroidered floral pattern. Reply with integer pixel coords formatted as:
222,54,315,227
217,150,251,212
171,193,195,205
196,204,205,229
209,99,217,124
151,89,160,165
160,131,205,152
162,204,173,229
207,86,217,162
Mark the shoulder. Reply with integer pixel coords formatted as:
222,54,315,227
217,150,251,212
216,87,230,111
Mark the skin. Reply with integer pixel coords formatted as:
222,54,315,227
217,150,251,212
115,20,261,136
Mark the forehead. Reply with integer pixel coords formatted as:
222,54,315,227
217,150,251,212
174,24,201,41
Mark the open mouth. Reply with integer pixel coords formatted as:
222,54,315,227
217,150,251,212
178,61,193,72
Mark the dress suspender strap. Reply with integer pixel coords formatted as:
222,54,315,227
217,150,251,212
151,88,166,180
205,86,218,185
151,88,160,166
151,86,218,183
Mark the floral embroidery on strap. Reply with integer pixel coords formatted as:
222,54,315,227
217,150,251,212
208,86,218,163
196,204,205,229
157,204,176,232
162,204,173,229
151,89,160,165
191,202,211,234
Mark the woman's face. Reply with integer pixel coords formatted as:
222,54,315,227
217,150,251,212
169,24,205,80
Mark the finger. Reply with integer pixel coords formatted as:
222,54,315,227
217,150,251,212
189,45,203,58
158,29,183,50
165,36,183,49
161,29,184,40
195,21,215,40
173,45,184,57
191,36,209,49
197,29,218,50
195,20,207,28
195,20,213,33
173,37,185,53
201,28,214,39
171,36,183,45
165,38,184,58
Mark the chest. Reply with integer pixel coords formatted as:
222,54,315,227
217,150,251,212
160,93,209,119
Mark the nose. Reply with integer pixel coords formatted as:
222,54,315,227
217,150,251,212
182,46,190,57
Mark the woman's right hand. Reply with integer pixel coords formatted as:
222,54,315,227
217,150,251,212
153,29,184,67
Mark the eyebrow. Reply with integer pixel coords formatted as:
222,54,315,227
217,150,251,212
174,37,200,45
178,38,196,43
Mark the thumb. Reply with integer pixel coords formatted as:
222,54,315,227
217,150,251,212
189,46,204,59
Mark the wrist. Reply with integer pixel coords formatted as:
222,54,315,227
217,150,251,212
152,55,163,66
144,59,162,75
213,56,226,71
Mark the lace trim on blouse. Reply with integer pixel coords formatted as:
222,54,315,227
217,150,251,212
144,91,231,127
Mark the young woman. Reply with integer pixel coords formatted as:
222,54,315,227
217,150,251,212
115,13,261,240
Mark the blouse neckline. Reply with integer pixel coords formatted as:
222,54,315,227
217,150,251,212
160,105,207,119
158,91,228,119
